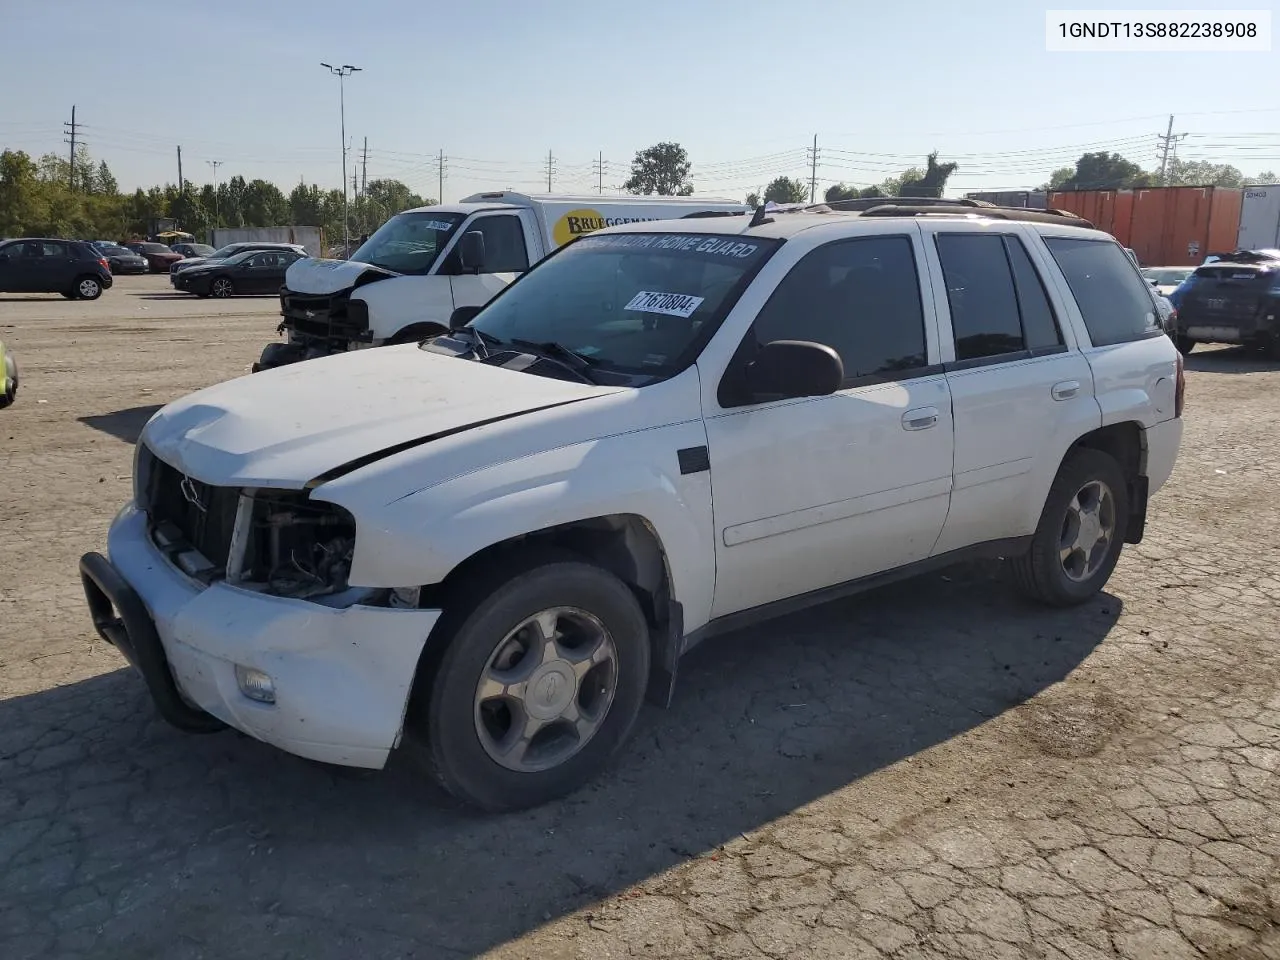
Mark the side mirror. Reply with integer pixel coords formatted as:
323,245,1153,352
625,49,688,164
457,230,486,274
743,340,843,401
449,304,483,330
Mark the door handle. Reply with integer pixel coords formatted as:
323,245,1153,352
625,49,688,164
1052,380,1081,401
902,406,939,431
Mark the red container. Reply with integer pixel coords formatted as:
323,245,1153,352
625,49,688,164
1048,186,1243,265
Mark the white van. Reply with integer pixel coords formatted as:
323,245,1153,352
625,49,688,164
255,192,750,371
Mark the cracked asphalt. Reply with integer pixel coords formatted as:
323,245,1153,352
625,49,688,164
1,276,1277,959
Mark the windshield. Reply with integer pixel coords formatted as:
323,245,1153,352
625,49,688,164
467,231,780,378
99,244,129,255
186,244,216,257
350,211,464,274
140,243,169,253
1142,268,1192,285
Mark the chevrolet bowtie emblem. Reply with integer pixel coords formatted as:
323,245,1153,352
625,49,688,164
180,475,206,513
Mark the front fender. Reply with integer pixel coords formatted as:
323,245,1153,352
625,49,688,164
336,428,717,630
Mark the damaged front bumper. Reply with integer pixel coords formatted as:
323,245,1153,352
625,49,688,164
80,505,441,768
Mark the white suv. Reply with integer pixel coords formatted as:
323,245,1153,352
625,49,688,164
80,207,1185,811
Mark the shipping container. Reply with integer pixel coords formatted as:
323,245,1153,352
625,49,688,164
1048,186,1242,265
1238,184,1280,250
964,190,1047,209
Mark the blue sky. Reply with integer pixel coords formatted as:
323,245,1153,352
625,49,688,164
2,0,1276,201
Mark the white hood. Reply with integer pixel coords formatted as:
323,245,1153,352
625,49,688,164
141,346,621,488
284,257,398,295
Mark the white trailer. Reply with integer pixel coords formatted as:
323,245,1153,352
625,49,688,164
1238,185,1280,252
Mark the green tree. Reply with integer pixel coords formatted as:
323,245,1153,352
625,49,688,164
745,191,761,207
0,150,47,235
824,183,859,203
94,160,118,195
1166,159,1243,187
242,179,289,226
1245,170,1277,186
1040,166,1075,191
1054,152,1152,191
898,153,958,198
764,176,810,204
623,142,693,196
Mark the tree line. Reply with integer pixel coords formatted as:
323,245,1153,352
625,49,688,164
0,145,430,242
5,140,1275,242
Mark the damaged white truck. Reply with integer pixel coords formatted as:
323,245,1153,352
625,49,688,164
81,203,1183,812
254,191,750,371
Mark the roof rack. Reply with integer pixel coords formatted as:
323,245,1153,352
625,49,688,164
821,196,995,212
857,203,1095,228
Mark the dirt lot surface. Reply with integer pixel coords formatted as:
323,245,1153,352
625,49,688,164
1,275,1278,960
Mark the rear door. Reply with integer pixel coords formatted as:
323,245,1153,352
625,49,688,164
445,213,530,310
30,241,72,293
919,222,1099,554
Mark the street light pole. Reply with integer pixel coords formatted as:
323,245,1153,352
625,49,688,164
206,159,222,227
321,62,361,257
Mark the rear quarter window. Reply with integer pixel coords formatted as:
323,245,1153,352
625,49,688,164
1043,237,1161,347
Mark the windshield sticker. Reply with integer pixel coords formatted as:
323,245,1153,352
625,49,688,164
421,220,458,232
583,234,762,259
624,291,705,318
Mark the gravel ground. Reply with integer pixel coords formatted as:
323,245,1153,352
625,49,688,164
1,275,1277,960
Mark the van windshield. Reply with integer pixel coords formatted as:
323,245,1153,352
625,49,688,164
467,231,781,380
350,212,464,274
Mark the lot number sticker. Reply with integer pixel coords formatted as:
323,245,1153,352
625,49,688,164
624,291,705,318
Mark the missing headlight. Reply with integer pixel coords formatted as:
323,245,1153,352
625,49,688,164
237,492,358,599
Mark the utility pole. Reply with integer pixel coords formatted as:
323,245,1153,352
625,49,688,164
594,151,605,194
207,160,223,226
545,149,557,193
1157,114,1187,185
63,105,79,190
436,149,446,203
807,134,819,204
176,145,184,194
321,62,362,256
360,137,368,197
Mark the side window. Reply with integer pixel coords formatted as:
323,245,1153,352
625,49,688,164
1043,237,1160,346
751,235,929,383
1004,236,1063,351
935,234,1023,362
38,242,65,258
473,215,529,273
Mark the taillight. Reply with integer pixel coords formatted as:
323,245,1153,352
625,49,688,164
1174,352,1185,418
98,257,109,270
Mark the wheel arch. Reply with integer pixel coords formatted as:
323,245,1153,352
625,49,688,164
1059,420,1148,543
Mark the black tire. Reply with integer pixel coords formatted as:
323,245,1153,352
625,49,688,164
414,552,651,812
210,276,234,299
0,351,17,408
72,275,103,300
1009,448,1130,608
1174,335,1196,356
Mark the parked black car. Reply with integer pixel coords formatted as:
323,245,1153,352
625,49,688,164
1170,249,1280,357
174,248,305,298
171,242,217,259
93,242,150,275
171,241,307,286
0,238,113,300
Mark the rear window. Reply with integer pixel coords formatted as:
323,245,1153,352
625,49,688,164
1043,238,1160,347
140,243,170,254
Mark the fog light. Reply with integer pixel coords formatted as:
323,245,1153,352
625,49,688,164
234,664,276,704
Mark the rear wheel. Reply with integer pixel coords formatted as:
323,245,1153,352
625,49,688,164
210,277,234,299
413,553,651,812
1010,448,1129,607
1173,335,1196,355
73,276,103,300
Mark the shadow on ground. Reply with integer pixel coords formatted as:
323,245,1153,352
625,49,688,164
77,404,162,444
0,562,1119,959
1186,345,1280,374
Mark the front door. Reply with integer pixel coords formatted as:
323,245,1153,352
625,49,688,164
702,227,955,617
445,213,530,311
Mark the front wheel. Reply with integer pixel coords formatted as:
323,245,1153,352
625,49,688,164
1009,448,1130,607
415,555,651,812
210,277,234,299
